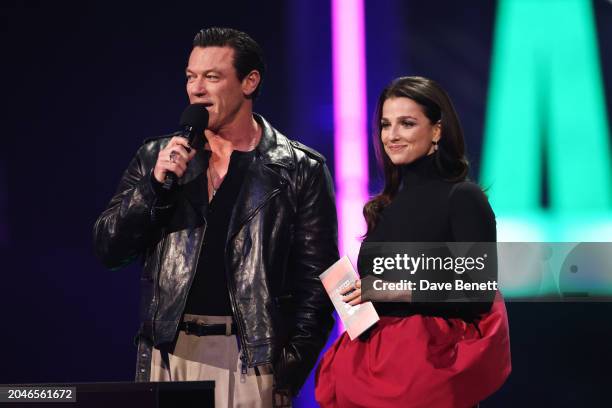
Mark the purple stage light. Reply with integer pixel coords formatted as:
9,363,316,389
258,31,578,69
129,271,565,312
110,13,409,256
332,0,369,338
332,0,368,267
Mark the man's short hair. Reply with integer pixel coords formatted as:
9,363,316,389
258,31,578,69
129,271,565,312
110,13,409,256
193,27,266,100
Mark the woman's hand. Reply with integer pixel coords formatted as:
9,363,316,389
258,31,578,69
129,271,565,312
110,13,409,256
341,279,362,306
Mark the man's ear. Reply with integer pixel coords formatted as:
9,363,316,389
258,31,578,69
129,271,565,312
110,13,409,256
242,70,261,98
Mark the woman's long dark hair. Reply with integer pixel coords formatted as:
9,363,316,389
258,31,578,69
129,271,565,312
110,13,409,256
363,76,469,237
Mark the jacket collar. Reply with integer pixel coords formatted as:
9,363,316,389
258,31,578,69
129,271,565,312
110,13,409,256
226,114,293,239
180,113,293,185
178,113,294,230
253,113,295,170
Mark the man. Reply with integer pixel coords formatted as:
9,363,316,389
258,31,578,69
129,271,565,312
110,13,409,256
93,27,338,407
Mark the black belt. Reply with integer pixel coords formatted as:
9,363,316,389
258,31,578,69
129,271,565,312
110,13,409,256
179,321,237,336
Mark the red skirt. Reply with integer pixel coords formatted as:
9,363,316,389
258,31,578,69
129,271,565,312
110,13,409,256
315,292,511,408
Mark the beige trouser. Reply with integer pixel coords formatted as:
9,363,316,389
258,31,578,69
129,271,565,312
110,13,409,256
150,315,274,408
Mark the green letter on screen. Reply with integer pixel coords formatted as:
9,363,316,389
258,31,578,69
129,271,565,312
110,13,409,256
482,0,610,214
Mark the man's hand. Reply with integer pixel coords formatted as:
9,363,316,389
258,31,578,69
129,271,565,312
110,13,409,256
153,137,197,183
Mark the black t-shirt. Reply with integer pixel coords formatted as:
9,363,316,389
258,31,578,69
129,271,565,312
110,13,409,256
184,149,255,316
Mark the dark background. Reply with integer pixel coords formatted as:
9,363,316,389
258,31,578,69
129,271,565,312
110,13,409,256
1,1,611,406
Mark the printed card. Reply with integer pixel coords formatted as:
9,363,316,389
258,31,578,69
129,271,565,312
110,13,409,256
319,256,380,340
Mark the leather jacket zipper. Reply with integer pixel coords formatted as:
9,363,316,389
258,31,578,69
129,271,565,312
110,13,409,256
225,185,285,367
240,353,248,382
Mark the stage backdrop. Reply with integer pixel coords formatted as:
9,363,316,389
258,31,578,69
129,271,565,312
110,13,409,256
1,1,611,406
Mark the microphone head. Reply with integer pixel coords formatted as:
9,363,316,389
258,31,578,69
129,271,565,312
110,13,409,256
179,103,209,132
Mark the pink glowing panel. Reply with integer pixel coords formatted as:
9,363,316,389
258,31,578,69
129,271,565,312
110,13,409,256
332,0,368,332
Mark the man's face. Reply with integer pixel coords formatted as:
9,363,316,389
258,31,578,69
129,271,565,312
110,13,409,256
186,46,247,132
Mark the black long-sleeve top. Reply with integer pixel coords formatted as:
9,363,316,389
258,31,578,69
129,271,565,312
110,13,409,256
357,153,496,320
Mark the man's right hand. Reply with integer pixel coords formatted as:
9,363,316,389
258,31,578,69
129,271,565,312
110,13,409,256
153,136,197,183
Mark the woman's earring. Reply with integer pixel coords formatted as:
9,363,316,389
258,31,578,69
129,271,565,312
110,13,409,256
432,140,439,152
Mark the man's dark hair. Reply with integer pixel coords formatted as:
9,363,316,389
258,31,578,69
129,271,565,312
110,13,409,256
193,27,265,100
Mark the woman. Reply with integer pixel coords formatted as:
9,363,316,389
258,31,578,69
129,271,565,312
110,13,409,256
315,76,511,408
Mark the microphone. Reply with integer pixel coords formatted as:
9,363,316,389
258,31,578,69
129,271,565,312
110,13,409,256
162,103,209,190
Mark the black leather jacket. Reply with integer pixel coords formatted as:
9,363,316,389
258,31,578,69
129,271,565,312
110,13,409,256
93,114,338,394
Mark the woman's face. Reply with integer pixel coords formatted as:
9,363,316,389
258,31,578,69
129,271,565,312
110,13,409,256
380,97,440,166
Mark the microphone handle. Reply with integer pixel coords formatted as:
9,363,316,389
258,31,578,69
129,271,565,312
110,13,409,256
161,172,178,191
161,126,197,191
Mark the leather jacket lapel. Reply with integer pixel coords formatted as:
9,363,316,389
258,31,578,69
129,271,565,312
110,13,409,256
228,160,286,239
227,114,294,239
172,114,294,239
